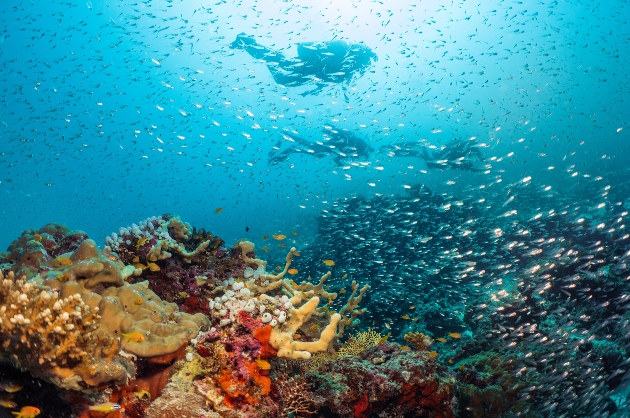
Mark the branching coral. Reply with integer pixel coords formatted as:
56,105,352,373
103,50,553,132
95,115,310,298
337,328,383,358
0,270,130,389
274,373,318,417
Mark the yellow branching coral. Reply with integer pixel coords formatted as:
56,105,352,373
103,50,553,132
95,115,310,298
337,328,383,358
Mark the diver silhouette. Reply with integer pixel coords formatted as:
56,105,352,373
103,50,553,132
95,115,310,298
379,138,487,173
268,126,374,166
230,33,377,95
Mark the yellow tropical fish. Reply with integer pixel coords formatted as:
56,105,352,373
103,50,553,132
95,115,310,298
436,338,447,343
448,333,462,339
178,292,188,298
11,406,40,418
288,268,298,275
214,207,223,214
89,403,121,412
136,237,148,248
134,390,151,400
122,332,145,343
399,346,411,351
272,234,286,240
147,262,160,272
400,315,411,320
0,399,17,408
428,351,439,357
33,234,42,242
255,358,271,370
339,289,346,294
342,273,348,279
261,246,270,252
133,263,148,270
322,260,335,266
55,257,73,266
378,333,390,344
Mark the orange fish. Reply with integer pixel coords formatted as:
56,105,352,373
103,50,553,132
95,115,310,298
400,315,411,320
122,332,145,343
136,237,148,248
288,269,298,275
322,260,335,267
261,246,270,252
436,338,447,343
0,400,17,408
428,351,439,357
399,346,411,351
147,262,160,272
262,235,268,240
214,207,223,214
448,333,462,339
272,234,286,240
291,231,298,236
255,358,271,370
55,257,73,267
33,234,42,242
11,406,40,418
278,243,286,248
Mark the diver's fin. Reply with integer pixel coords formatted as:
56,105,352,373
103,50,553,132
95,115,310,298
230,33,255,49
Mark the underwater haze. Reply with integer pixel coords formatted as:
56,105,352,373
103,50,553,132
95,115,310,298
2,0,630,417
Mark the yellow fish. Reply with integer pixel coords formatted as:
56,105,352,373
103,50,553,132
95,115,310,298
122,332,145,343
288,269,298,275
339,289,346,294
448,333,462,339
272,234,286,240
255,358,271,370
342,273,348,279
55,257,73,266
134,390,151,400
147,262,160,272
33,234,42,242
322,260,335,266
399,346,411,351
214,207,223,214
10,406,40,418
436,338,447,343
409,306,416,310
378,333,390,344
428,351,439,357
133,263,148,270
89,403,121,412
136,237,148,249
0,400,17,408
178,292,188,298
400,315,411,320
261,246,270,252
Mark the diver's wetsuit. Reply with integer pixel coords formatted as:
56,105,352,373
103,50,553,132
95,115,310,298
230,33,377,94
379,139,486,172
268,127,374,166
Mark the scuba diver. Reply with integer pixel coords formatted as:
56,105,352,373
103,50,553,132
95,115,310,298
268,126,374,166
229,33,377,95
379,138,487,173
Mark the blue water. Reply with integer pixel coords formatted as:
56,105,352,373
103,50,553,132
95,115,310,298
1,0,628,251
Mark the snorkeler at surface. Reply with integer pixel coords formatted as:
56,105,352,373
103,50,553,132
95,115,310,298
230,33,377,95
268,126,374,166
379,138,487,173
